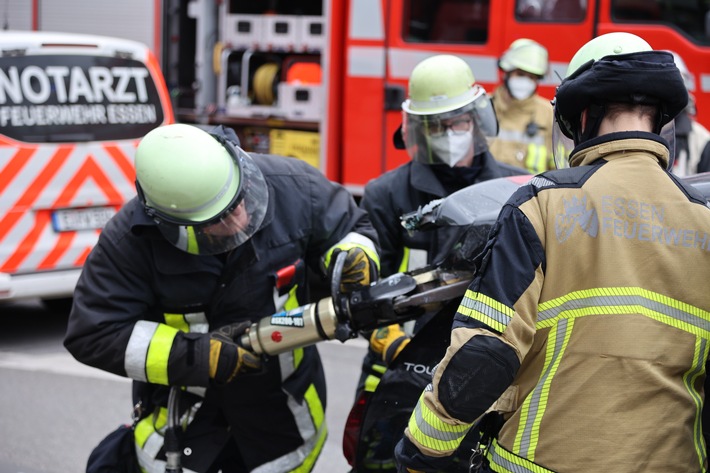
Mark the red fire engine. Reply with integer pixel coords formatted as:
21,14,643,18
12,0,710,195
176,0,710,195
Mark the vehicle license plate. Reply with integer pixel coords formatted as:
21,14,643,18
51,206,117,232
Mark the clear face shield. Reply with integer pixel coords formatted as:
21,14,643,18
140,145,270,256
551,118,575,169
403,86,498,167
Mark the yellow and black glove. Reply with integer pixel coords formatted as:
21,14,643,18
370,324,411,365
335,246,379,294
208,321,262,384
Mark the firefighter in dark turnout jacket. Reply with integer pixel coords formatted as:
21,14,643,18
395,32,710,473
355,55,528,398
64,124,380,473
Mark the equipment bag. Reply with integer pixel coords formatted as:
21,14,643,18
355,300,482,473
86,423,141,473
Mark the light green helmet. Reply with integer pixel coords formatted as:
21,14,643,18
564,31,651,77
136,123,240,223
499,39,549,77
400,55,498,166
135,123,269,255
402,54,480,115
553,32,687,170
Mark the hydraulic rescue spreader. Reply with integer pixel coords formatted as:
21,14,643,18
239,251,474,356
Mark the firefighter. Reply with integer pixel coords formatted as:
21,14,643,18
64,123,380,473
667,50,710,176
353,54,528,424
488,39,554,174
395,32,710,473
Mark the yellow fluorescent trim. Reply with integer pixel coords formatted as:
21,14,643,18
537,287,710,338
408,396,471,452
457,305,507,333
464,290,515,318
304,383,325,427
145,324,179,385
684,337,707,471
163,313,189,333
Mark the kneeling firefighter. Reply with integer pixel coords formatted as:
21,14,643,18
65,123,380,472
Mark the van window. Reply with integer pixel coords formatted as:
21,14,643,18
516,0,587,22
611,0,710,45
402,0,489,43
0,54,165,143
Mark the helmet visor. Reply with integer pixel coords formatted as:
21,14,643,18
153,145,269,255
404,86,497,166
552,118,575,169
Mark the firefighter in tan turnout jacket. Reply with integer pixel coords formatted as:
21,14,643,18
395,32,710,473
488,39,554,174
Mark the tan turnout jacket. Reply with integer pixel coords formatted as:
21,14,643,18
404,134,710,472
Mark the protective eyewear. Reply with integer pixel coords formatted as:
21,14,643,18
426,117,474,137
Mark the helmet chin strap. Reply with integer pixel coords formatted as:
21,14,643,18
576,103,606,144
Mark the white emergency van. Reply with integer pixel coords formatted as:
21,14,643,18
0,31,174,305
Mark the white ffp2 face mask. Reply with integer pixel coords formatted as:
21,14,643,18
427,130,474,167
506,76,537,100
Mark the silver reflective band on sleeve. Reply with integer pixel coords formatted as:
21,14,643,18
412,401,469,444
458,290,514,333
185,311,209,333
125,320,159,382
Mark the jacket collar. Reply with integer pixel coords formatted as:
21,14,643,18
569,131,670,168
409,151,502,197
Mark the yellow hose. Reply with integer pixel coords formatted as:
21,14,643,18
253,63,279,105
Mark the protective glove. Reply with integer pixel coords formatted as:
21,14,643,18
333,246,379,294
370,324,411,365
208,321,262,384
